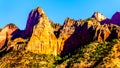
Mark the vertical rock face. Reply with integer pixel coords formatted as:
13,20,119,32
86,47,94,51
26,7,57,55
12,7,40,39
0,24,18,49
24,8,40,38
59,18,81,37
108,24,120,39
57,18,82,54
111,12,120,26
59,18,79,40
60,23,91,55
92,12,106,21
57,18,99,55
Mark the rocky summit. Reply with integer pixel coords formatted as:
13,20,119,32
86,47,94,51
92,12,106,21
26,7,57,55
1,7,120,67
0,24,18,50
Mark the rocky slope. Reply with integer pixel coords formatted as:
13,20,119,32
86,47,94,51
0,7,120,67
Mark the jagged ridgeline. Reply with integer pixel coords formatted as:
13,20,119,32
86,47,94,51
0,7,120,67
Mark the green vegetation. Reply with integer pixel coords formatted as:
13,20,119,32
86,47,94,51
0,38,120,67
0,50,56,68
55,39,120,68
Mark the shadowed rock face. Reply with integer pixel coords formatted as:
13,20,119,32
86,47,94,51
107,24,120,39
57,18,82,54
59,17,120,55
24,8,40,37
0,24,18,49
100,18,111,25
101,12,120,26
111,12,120,26
12,7,40,39
60,23,91,55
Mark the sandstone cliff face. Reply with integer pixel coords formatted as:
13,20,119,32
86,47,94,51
26,7,57,55
92,12,106,22
57,18,82,54
0,24,18,49
24,8,40,38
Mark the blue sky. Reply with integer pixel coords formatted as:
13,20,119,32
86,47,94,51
0,0,120,29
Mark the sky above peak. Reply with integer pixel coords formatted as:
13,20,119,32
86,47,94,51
0,0,120,29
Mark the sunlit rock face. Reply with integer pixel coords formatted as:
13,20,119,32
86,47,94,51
96,24,111,42
7,38,28,51
26,7,57,56
0,24,18,49
111,12,120,26
92,12,106,22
